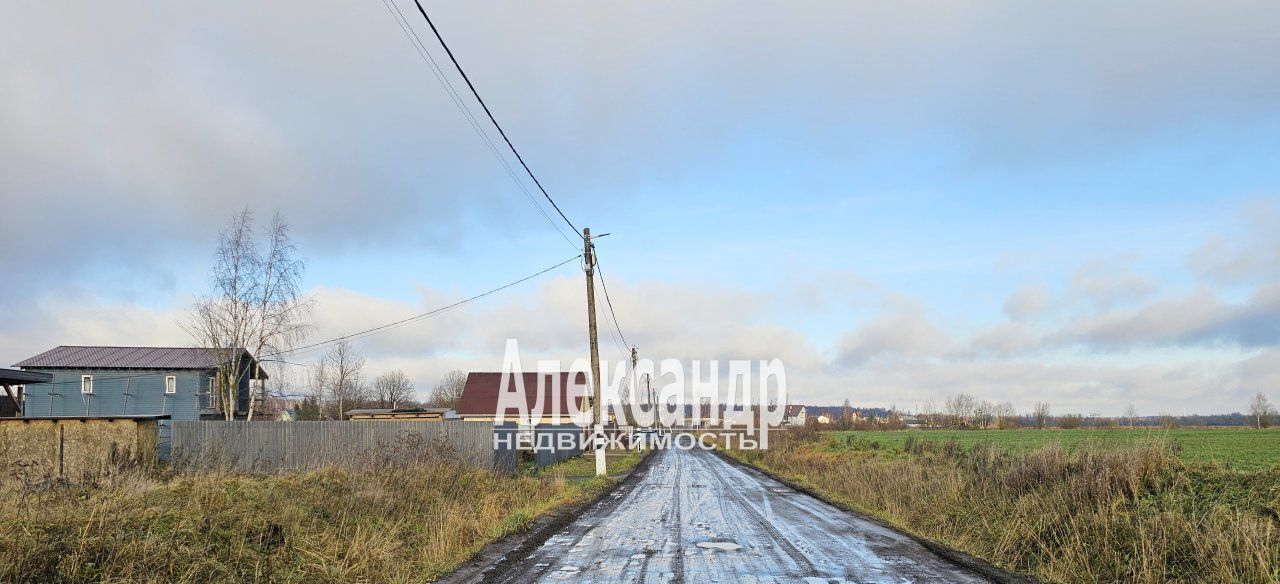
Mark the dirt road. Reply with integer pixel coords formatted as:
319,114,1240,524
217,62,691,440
482,446,1002,583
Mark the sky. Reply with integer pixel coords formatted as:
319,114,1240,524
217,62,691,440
2,0,1279,415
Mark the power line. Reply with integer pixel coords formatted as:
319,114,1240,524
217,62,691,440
408,0,579,235
593,251,631,351
378,0,576,248
28,254,582,388
277,253,582,356
596,277,628,357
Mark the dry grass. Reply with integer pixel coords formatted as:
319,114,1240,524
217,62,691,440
730,431,1280,584
0,455,627,583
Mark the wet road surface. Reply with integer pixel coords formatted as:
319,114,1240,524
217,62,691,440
486,446,994,583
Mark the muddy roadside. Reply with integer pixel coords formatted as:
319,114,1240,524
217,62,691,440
440,451,658,583
709,448,1039,584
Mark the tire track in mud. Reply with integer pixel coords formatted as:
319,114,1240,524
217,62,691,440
669,449,685,583
468,447,1009,583
700,449,819,576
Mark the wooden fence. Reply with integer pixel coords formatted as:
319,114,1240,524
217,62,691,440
171,420,516,473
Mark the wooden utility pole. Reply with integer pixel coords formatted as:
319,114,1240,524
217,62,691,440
646,373,657,429
583,227,606,476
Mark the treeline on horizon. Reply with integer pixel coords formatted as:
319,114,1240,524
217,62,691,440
803,394,1276,430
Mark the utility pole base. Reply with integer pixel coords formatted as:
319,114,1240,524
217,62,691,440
594,424,607,476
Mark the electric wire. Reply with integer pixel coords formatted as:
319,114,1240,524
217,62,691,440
378,0,576,248
29,254,582,388
408,0,579,235
593,252,631,351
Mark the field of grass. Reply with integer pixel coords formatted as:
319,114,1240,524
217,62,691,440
0,452,645,583
729,429,1280,583
824,427,1280,469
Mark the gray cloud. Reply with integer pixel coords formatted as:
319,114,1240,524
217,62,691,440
1068,259,1157,309
968,323,1042,356
2,257,1275,415
837,302,951,364
1058,284,1280,349
5,0,1279,293
4,1,1280,413
1003,283,1051,320
1188,199,1280,285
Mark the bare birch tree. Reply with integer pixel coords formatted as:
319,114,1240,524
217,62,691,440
373,369,416,409
1123,403,1140,427
1032,401,1051,429
995,401,1018,429
181,209,312,420
319,338,366,419
945,393,977,428
973,400,996,429
1248,392,1275,429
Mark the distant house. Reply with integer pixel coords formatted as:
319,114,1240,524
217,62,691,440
455,372,593,426
806,405,872,425
14,346,266,421
783,405,807,426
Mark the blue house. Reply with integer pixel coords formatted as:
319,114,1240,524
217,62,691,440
14,346,267,421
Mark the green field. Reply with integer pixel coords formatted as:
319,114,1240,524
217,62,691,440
824,427,1280,469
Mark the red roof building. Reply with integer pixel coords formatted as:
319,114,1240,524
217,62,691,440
456,372,591,424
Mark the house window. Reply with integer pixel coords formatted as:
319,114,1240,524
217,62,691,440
81,375,93,394
206,376,217,408
165,375,177,395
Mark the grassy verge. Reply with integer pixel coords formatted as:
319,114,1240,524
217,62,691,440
825,427,1280,470
534,449,647,479
727,429,1280,584
0,452,645,583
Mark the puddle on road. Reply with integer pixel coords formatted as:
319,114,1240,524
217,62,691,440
696,541,743,551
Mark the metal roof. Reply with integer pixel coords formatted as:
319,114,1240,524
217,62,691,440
14,346,266,377
456,372,588,416
2,415,172,422
0,368,53,385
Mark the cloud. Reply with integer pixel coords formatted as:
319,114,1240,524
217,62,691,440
0,295,189,367
5,0,1279,298
1239,350,1280,396
1188,199,1280,284
1003,283,1051,320
4,1,1280,414
1055,284,1280,349
837,302,951,364
968,323,1042,355
1068,259,1156,309
812,350,1247,416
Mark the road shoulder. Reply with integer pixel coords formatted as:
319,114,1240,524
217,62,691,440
440,450,658,583
710,447,1040,584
